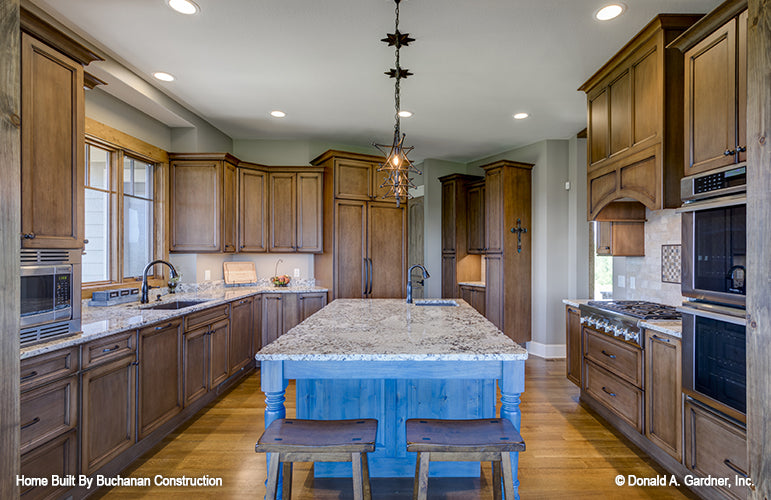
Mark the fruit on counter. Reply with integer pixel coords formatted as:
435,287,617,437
271,275,291,287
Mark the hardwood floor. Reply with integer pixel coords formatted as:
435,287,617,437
95,358,697,499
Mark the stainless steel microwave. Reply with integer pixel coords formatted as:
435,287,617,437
20,249,81,346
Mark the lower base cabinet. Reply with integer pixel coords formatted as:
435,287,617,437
183,315,230,407
229,296,254,375
299,292,327,320
459,285,485,315
565,305,581,387
262,292,328,347
644,330,681,461
20,429,78,500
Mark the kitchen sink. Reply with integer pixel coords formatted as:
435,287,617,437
413,299,459,307
141,299,209,310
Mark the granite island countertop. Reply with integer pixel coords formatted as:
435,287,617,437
255,298,528,361
21,284,328,360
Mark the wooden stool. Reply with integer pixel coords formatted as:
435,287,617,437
406,418,526,500
255,418,378,500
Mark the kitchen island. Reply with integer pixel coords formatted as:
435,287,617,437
255,299,528,491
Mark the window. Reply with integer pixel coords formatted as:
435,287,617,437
83,140,158,285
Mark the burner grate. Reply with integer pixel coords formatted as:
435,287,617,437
586,300,681,320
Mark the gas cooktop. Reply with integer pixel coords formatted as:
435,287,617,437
586,300,681,320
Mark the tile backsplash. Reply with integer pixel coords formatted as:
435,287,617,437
612,208,682,307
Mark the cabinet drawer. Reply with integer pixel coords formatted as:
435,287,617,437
20,375,78,455
20,347,79,393
20,429,78,500
684,399,749,499
82,331,136,369
584,328,642,387
584,361,643,432
185,303,230,331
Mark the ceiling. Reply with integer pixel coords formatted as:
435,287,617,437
31,0,720,163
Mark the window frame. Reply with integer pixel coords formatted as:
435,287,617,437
82,120,170,298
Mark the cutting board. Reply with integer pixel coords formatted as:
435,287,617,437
223,262,257,285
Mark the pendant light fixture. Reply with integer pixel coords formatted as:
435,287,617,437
374,0,421,208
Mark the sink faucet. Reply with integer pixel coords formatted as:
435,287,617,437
141,260,179,304
406,264,430,304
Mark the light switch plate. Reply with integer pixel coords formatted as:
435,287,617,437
293,268,300,277
204,269,211,281
629,276,636,289
617,275,625,288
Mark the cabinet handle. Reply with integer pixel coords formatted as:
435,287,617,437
723,459,748,478
601,350,616,359
651,335,670,343
20,417,40,430
155,322,173,330
724,149,736,156
22,232,35,239
20,371,38,382
84,239,89,244
238,299,248,304
102,344,120,353
601,386,617,397
736,146,747,153
131,361,139,366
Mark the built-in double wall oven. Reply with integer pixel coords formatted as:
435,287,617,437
678,164,747,419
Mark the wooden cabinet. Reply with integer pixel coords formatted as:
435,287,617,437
595,221,645,256
208,319,229,388
579,15,701,219
565,305,581,387
644,330,682,461
260,292,326,347
20,375,78,455
182,306,230,406
268,169,323,253
169,154,240,252
299,292,327,319
20,430,77,500
137,319,182,439
483,161,533,343
677,8,747,175
183,325,209,407
684,398,749,499
466,181,485,254
459,284,485,315
262,294,284,347
20,33,85,249
229,296,254,375
441,253,456,299
331,154,396,203
238,167,267,252
251,294,262,356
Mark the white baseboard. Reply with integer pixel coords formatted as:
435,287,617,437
525,341,566,359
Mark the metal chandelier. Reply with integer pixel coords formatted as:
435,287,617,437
374,0,421,208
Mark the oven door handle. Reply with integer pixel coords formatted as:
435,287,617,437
677,193,746,213
677,304,747,325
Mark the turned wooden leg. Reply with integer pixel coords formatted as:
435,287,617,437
501,452,516,500
414,452,430,500
362,452,372,500
281,461,292,500
492,459,503,500
265,453,280,500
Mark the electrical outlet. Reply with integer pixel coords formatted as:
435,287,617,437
617,275,625,288
564,181,571,190
629,276,636,289
293,268,300,278
204,269,211,281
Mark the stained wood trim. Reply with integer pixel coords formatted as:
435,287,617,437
668,0,747,52
0,1,21,497
576,128,588,139
83,71,107,89
19,7,103,66
479,160,534,171
85,118,168,164
746,1,770,497
168,152,240,164
593,201,647,221
310,149,385,166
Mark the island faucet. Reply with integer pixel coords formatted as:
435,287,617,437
140,259,179,304
406,264,430,304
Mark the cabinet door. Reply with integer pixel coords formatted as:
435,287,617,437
183,325,208,407
441,180,456,253
229,297,253,375
645,331,682,461
299,293,327,320
368,202,406,298
565,306,582,387
282,293,300,333
335,159,373,200
297,172,323,252
484,168,503,254
737,10,747,164
20,375,77,455
269,172,297,252
459,285,473,306
209,319,230,388
466,184,485,253
335,200,367,298
81,355,136,475
608,70,632,157
684,18,737,176
595,221,612,255
171,161,220,251
238,168,268,252
371,163,396,202
262,294,284,346
21,33,84,249
222,162,237,253
441,253,456,299
484,253,504,330
138,319,182,439
472,288,486,316
587,88,609,169
252,294,262,356
20,429,77,500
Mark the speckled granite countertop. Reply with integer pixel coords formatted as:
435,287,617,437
562,298,591,307
255,298,528,361
458,281,486,288
639,320,682,338
21,285,328,360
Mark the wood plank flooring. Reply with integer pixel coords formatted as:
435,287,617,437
94,358,698,499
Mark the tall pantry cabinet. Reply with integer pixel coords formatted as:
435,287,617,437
312,150,407,300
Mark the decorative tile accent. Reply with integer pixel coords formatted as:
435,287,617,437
661,244,681,284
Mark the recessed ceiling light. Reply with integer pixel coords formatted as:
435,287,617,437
153,71,175,82
595,4,625,21
513,112,529,120
270,110,287,118
398,110,413,118
167,0,200,15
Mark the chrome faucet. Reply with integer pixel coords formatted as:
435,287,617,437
140,260,179,304
406,264,430,304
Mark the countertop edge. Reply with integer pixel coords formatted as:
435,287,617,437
639,320,683,338
255,353,529,361
562,298,590,307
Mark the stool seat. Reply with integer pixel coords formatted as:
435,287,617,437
406,418,525,452
256,418,378,500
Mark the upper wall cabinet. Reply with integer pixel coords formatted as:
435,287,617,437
579,15,702,220
20,10,103,249
669,1,747,176
326,151,398,204
169,153,239,253
238,167,268,252
267,168,324,253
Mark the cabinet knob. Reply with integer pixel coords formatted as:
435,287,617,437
724,149,736,156
22,232,35,239
83,239,89,245
736,146,747,153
